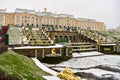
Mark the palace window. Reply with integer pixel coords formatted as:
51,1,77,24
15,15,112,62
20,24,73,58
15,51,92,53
28,16,30,19
25,20,27,23
17,16,19,18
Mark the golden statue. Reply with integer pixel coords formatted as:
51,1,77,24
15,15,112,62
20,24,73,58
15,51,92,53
51,48,56,55
57,66,81,80
58,28,62,31
24,26,26,31
44,28,46,32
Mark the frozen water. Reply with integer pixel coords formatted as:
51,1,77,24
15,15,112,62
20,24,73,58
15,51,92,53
44,51,120,79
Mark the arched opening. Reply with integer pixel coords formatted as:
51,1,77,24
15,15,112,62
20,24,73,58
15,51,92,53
48,28,50,31
55,36,58,43
36,24,38,27
64,36,68,42
60,36,63,43
73,35,76,42
31,24,34,27
70,36,73,42
21,23,24,27
27,23,29,27
64,26,65,29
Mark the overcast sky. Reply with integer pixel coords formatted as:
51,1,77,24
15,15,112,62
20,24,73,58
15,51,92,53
0,0,120,29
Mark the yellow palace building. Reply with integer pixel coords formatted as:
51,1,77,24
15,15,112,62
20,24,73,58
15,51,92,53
0,8,105,31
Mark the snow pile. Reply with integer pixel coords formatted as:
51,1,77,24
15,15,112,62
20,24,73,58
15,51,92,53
32,58,57,76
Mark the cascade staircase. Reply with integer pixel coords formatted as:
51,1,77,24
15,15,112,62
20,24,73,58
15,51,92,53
23,27,53,46
78,29,107,43
96,30,118,42
66,43,97,53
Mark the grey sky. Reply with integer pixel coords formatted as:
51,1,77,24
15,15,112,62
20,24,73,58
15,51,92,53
0,0,120,29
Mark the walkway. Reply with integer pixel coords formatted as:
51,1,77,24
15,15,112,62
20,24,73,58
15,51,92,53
72,51,103,58
32,58,60,80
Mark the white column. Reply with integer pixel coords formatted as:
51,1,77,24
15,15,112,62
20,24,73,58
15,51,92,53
66,48,68,56
42,49,45,58
113,45,116,51
35,49,37,58
60,48,62,56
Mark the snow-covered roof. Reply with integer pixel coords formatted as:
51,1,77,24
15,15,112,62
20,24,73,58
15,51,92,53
36,12,43,16
58,14,74,18
0,8,100,22
88,19,96,22
77,18,88,21
15,8,36,14
0,9,7,13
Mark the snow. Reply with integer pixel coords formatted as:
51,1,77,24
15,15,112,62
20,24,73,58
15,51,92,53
13,44,64,49
51,67,120,79
49,55,120,69
79,69,120,79
72,51,103,58
43,76,61,80
32,58,57,76
43,52,120,79
100,44,116,46
32,58,87,80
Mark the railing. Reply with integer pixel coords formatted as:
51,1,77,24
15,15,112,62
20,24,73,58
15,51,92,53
41,29,53,44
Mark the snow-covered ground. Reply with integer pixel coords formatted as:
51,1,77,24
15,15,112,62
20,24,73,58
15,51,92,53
43,51,120,79
32,58,86,80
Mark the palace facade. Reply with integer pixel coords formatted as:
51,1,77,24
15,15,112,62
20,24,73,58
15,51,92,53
0,8,105,31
